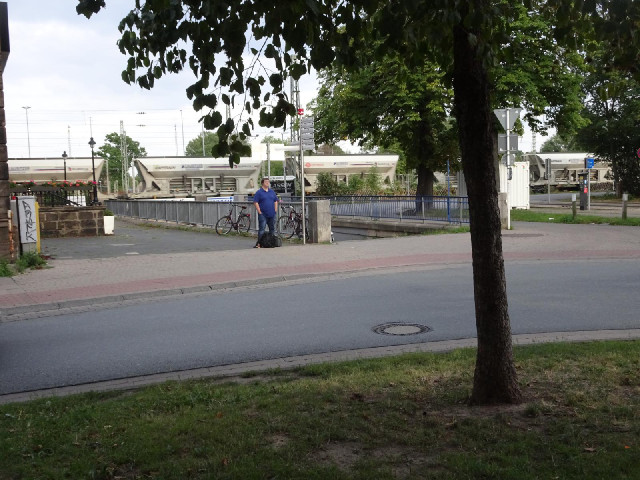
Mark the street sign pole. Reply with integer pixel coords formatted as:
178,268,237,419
493,107,521,230
585,157,594,211
546,158,551,205
299,130,305,244
298,116,315,244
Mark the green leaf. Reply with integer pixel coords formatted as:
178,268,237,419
203,111,223,130
269,73,283,90
225,118,235,133
290,63,307,80
264,43,277,59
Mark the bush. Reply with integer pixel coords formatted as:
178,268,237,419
14,252,47,273
0,259,12,277
104,208,115,216
315,172,340,196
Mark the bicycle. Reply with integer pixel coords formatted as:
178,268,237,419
278,205,309,240
215,203,251,235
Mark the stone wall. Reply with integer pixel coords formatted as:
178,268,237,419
39,206,105,238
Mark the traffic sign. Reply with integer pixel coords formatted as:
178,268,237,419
300,116,315,149
585,157,594,169
493,108,522,131
498,134,519,153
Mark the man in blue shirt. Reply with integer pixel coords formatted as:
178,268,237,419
253,177,279,248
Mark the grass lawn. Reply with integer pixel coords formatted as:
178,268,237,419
511,209,640,226
1,341,639,479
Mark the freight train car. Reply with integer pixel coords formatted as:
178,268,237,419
8,157,105,184
524,152,612,192
135,156,263,196
135,152,399,197
299,155,399,193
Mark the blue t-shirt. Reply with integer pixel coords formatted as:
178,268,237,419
253,187,278,218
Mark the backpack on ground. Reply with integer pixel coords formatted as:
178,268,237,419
259,232,282,248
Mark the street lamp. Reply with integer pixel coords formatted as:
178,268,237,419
22,106,31,157
62,151,67,181
88,137,98,205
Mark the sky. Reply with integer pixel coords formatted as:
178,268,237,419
3,1,321,159
3,1,535,160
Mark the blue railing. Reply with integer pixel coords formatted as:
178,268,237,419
307,195,469,224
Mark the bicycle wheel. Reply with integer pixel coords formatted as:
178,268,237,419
237,214,251,233
278,216,295,239
295,218,310,240
215,216,233,235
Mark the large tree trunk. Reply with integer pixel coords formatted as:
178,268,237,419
452,13,521,405
416,163,435,196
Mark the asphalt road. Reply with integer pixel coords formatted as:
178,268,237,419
2,258,638,395
41,221,257,259
40,220,362,260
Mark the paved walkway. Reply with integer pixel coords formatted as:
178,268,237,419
2,218,640,317
1,217,639,402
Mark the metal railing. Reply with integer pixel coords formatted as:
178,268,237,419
107,195,469,228
315,195,470,224
106,199,308,232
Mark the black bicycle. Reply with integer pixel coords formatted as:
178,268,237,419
215,203,251,235
278,205,309,240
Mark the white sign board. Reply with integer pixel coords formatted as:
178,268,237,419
498,134,519,153
17,196,38,244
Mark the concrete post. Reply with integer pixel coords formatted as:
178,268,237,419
498,192,509,230
308,199,331,243
622,193,628,220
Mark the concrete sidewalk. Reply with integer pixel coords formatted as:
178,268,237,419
2,218,640,320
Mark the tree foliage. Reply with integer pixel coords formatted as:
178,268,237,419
311,56,459,196
96,132,147,190
492,2,588,136
185,131,219,157
540,134,582,153
574,48,640,195
310,2,587,195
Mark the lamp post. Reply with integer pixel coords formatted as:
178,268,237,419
88,137,98,205
62,151,67,181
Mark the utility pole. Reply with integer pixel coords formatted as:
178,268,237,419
201,123,205,156
120,121,129,194
67,125,72,157
22,106,30,157
180,109,185,155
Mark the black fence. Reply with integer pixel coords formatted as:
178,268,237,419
10,186,94,207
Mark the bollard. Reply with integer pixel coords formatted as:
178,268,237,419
622,193,628,220
572,193,577,220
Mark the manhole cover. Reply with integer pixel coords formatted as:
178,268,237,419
373,323,432,336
